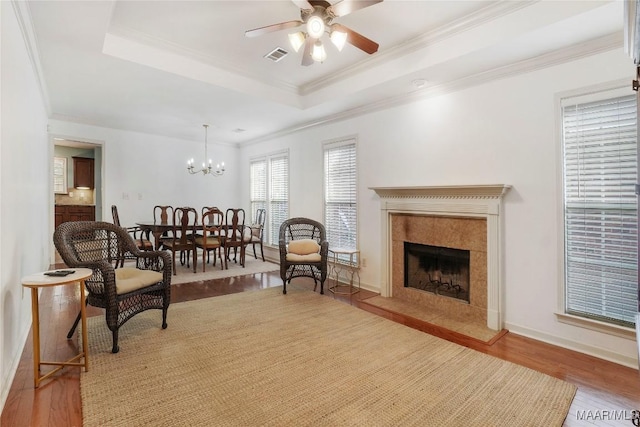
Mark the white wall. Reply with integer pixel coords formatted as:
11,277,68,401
48,120,241,229
1,1,50,409
239,48,639,368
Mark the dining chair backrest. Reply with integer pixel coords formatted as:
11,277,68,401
171,207,198,243
225,208,248,245
202,208,224,238
154,205,174,225
202,206,218,221
253,208,266,239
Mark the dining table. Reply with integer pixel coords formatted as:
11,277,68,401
135,222,179,250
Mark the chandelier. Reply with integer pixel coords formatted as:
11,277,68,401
187,124,225,177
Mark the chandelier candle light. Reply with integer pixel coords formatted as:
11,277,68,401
187,124,225,177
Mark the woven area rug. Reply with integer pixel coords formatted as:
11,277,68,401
169,255,278,285
81,287,576,426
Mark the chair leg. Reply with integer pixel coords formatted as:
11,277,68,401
67,311,82,339
66,299,88,339
259,242,264,262
253,244,258,259
112,330,119,353
162,308,168,329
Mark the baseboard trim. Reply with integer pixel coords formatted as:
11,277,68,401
505,321,639,369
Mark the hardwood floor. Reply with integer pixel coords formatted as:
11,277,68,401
2,269,639,427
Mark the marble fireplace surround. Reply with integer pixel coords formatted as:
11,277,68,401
370,185,511,330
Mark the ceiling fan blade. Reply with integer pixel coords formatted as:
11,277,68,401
332,23,379,54
301,37,314,66
328,0,383,17
291,0,314,10
245,20,302,38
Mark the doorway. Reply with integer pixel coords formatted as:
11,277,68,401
51,137,104,264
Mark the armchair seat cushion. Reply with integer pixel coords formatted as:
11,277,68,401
288,239,320,255
115,268,163,295
286,253,322,262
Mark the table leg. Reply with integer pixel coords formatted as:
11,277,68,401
30,288,40,388
152,230,162,250
79,279,89,372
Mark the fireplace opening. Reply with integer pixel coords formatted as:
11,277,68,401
404,242,470,303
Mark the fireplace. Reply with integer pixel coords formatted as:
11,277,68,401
370,185,510,330
404,242,470,303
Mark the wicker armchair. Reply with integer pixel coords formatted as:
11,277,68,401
54,221,172,353
279,217,328,295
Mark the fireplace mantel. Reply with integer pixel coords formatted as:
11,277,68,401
370,185,511,330
370,185,511,199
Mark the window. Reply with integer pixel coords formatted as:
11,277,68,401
324,138,357,262
562,89,638,328
250,151,289,246
53,156,68,194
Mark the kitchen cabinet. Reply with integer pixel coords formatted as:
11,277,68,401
55,205,95,228
73,157,94,189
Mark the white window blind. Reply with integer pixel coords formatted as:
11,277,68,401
324,139,357,261
250,160,267,223
562,92,638,327
269,155,289,246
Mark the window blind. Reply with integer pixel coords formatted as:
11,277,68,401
269,155,289,246
324,139,357,262
562,93,638,327
250,160,267,223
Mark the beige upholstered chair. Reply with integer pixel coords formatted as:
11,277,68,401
278,217,328,295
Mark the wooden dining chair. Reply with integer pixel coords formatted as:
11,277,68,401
111,205,153,266
194,207,226,271
249,208,266,261
224,208,252,267
160,207,198,275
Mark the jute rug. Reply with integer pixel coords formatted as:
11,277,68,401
81,287,576,426
169,255,278,285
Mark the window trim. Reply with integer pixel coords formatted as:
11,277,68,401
322,135,359,264
554,79,637,336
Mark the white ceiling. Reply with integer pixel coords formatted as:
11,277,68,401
26,0,624,145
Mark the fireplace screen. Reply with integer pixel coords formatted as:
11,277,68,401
404,242,470,303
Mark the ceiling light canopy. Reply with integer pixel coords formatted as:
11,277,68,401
306,15,325,38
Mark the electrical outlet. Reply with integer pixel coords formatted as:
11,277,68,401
138,193,143,200
361,258,367,267
122,192,129,200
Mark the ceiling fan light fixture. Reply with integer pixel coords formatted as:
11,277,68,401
307,15,325,39
311,40,327,63
330,29,347,51
288,32,306,52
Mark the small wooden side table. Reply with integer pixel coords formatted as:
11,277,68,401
21,268,92,387
328,248,361,296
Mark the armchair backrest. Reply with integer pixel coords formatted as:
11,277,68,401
252,208,266,239
279,217,326,247
54,221,137,267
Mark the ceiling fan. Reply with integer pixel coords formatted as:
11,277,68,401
245,0,382,66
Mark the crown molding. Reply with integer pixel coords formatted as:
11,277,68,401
49,113,238,148
11,1,51,115
300,0,537,95
106,25,299,95
239,33,622,147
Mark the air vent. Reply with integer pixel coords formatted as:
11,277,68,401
264,47,288,62
232,128,246,133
